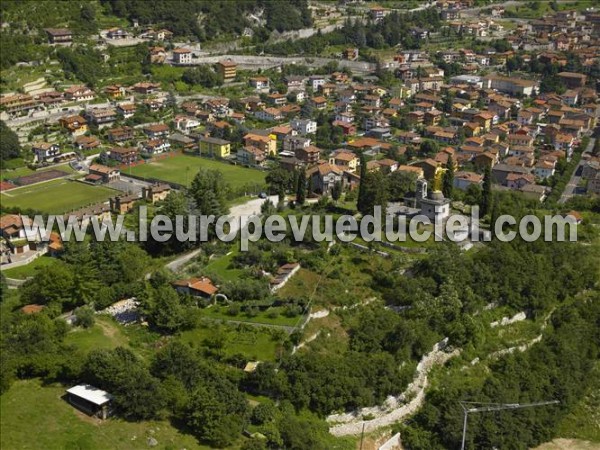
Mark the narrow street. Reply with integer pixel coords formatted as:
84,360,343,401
558,137,595,204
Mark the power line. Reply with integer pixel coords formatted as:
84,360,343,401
459,400,560,450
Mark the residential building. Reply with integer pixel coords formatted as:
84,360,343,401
216,60,237,82
238,146,267,167
307,163,343,194
290,118,317,135
557,72,587,89
64,85,95,102
172,277,218,299
454,171,483,190
75,135,100,151
0,214,44,254
295,145,320,165
108,147,138,164
116,103,136,118
197,135,231,158
86,108,117,126
110,193,139,214
59,115,87,136
173,48,192,64
140,138,171,155
244,132,277,156
32,142,60,163
144,123,170,138
255,107,283,121
107,126,134,143
142,183,171,203
87,164,120,183
329,150,359,173
249,76,269,90
483,75,538,96
44,28,72,44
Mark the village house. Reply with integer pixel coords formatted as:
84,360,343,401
309,75,326,91
107,126,134,143
255,107,283,122
238,146,267,167
307,162,343,194
142,183,171,203
173,277,218,300
329,150,359,173
284,75,307,91
59,115,88,136
75,135,100,151
86,164,120,184
174,115,201,134
64,85,95,102
44,28,72,44
454,171,483,190
32,142,60,163
104,85,126,99
534,160,556,179
144,123,170,139
244,132,277,156
64,203,111,228
249,76,270,90
483,76,538,97
116,103,136,119
0,214,44,255
110,193,139,214
557,72,587,89
173,47,192,65
108,147,138,164
295,145,320,165
86,108,117,126
290,118,317,135
131,82,161,95
140,138,171,155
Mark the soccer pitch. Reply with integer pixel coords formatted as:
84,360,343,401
127,154,267,189
1,179,118,214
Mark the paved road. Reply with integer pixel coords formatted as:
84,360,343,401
164,195,278,272
167,54,376,74
558,137,595,204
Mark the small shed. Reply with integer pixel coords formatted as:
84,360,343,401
66,384,113,419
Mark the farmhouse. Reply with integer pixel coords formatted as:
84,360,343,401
172,277,218,299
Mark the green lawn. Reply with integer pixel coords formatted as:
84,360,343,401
0,379,208,450
1,255,62,280
178,321,285,362
1,179,117,214
128,154,267,189
204,249,245,281
64,317,132,353
202,305,301,328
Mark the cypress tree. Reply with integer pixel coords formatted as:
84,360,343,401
481,164,493,217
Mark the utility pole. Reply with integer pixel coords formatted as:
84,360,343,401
459,400,560,450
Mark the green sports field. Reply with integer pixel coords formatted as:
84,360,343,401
128,154,267,189
0,179,117,214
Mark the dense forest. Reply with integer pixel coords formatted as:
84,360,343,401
100,0,312,40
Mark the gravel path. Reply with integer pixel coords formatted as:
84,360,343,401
328,339,461,436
